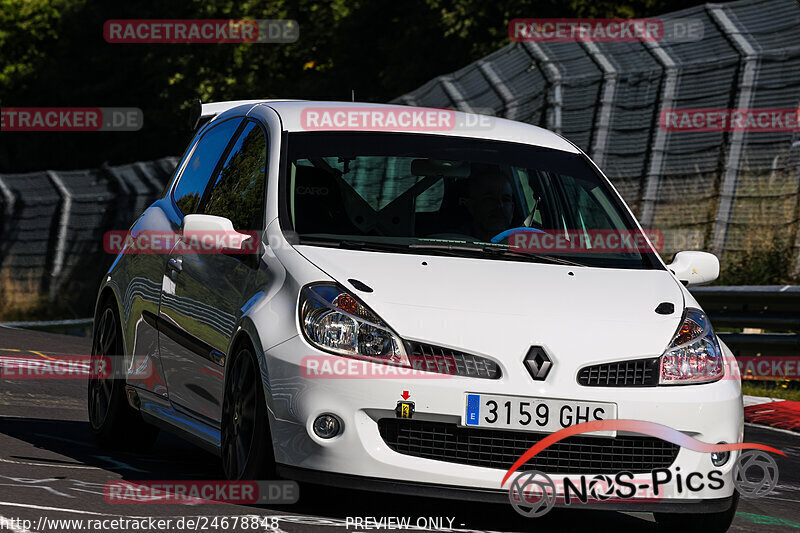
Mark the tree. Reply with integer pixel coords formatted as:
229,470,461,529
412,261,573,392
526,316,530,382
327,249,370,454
0,0,709,172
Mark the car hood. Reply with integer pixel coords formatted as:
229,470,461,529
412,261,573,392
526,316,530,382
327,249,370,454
295,246,685,368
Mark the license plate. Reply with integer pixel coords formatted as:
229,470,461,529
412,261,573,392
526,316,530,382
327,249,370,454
464,393,617,436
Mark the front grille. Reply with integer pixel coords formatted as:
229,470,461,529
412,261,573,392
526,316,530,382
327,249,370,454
405,341,500,379
378,419,678,474
577,358,659,387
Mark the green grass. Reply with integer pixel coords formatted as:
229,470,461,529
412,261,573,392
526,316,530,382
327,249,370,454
742,380,800,401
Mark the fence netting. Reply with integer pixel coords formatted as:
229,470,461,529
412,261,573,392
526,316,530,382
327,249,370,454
394,0,800,273
0,158,178,319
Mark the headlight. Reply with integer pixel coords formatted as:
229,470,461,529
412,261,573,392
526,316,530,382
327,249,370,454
299,283,409,366
659,308,724,384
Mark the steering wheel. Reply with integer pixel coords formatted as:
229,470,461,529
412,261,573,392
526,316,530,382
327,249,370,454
490,227,547,244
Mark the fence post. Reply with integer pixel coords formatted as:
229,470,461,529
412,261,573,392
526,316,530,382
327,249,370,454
521,42,563,135
478,58,523,121
708,4,760,256
439,75,475,114
0,175,14,230
0,175,14,266
45,170,72,302
640,40,679,228
580,41,618,170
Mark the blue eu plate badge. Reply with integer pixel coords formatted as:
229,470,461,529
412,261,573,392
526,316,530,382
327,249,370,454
466,394,480,425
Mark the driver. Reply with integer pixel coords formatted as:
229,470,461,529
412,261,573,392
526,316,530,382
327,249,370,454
465,166,514,242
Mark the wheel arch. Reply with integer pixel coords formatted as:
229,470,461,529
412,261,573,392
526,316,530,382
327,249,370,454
225,317,272,412
222,316,278,469
93,283,127,355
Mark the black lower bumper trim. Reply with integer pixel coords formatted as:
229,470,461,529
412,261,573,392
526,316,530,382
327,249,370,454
276,465,735,513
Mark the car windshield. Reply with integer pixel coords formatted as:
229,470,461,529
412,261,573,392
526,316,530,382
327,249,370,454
284,132,661,269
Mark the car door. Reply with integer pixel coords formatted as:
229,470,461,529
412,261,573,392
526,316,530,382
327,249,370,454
158,119,268,424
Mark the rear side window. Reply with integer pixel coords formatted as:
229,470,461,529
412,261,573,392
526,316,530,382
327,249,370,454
173,118,243,215
201,121,268,231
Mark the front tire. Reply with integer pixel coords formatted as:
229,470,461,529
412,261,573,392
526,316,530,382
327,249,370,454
88,300,159,450
221,342,275,480
654,492,739,533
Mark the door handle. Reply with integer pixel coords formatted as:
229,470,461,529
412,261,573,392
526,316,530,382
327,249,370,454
167,257,183,273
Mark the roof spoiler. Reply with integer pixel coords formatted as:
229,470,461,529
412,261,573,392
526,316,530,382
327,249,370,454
190,99,270,131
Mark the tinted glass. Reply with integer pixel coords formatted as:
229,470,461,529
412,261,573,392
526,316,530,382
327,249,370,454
202,121,267,231
173,118,242,215
285,132,658,269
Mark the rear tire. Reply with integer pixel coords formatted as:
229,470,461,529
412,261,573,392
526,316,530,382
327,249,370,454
221,342,275,480
88,299,159,450
654,492,739,533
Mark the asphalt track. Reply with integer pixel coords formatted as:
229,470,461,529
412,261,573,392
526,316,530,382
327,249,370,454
1,326,799,533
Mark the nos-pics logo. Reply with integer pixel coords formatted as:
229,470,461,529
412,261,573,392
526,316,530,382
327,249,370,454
503,419,783,518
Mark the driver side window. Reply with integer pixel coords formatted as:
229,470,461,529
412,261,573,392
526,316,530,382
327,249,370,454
200,120,268,232
173,118,243,215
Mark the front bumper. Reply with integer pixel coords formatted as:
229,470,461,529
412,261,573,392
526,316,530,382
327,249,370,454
276,465,737,514
264,335,743,508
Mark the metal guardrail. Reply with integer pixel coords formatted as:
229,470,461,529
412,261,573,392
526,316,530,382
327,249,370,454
0,317,94,337
690,285,800,358
0,318,94,328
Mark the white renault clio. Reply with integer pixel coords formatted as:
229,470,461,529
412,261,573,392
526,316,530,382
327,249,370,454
90,100,742,531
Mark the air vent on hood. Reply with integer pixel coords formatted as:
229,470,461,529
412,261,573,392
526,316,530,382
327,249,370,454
348,278,373,293
655,302,675,315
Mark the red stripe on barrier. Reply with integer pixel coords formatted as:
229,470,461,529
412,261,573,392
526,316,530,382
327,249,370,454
745,400,800,432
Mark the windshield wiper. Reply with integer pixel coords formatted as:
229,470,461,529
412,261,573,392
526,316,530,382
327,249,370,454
409,242,587,267
300,238,587,266
478,246,587,267
298,238,411,253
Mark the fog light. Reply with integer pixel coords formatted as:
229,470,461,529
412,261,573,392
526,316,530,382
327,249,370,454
711,444,730,467
313,414,341,439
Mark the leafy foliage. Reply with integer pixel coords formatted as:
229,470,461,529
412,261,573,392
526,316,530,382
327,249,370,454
1,0,708,172
718,240,799,286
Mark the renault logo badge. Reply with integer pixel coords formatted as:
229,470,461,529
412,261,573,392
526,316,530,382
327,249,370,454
524,346,552,381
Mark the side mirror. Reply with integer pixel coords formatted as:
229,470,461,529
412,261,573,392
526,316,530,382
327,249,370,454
668,251,719,286
181,214,252,252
